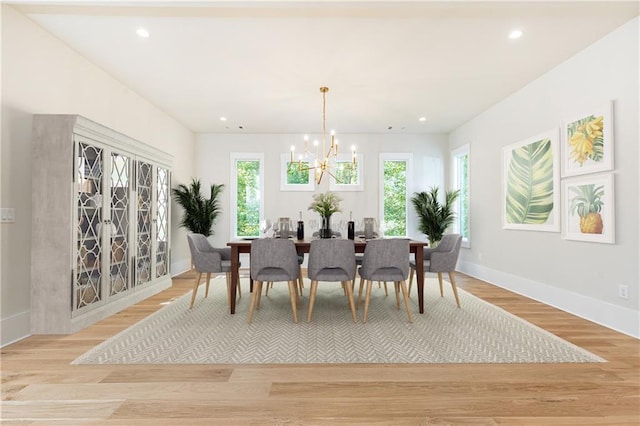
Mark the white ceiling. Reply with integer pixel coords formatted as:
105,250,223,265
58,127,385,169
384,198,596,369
11,1,639,134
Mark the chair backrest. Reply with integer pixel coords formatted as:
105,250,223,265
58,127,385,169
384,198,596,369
307,239,356,281
363,217,377,239
276,217,293,238
186,233,222,273
359,238,410,281
428,234,462,272
250,238,300,281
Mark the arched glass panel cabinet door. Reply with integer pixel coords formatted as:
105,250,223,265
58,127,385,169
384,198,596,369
31,114,172,334
135,161,171,286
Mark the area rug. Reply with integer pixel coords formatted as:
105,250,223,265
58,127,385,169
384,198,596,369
72,277,605,364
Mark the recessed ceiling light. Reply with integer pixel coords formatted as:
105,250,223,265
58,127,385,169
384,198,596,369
419,117,427,122
509,30,523,40
220,117,227,121
136,28,149,38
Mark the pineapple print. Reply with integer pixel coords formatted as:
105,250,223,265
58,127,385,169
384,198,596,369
568,115,604,166
569,184,604,234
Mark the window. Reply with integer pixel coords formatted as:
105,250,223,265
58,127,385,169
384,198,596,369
451,144,470,247
379,154,412,237
230,153,263,238
280,153,314,191
330,153,364,191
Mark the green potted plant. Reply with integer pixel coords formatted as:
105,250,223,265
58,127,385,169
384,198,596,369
171,178,224,237
411,186,460,247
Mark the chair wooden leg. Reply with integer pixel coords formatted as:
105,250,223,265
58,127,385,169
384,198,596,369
247,281,262,323
288,280,299,323
256,281,264,310
399,280,413,323
204,272,212,298
394,281,401,309
189,272,202,309
307,280,319,323
448,271,461,308
437,272,444,297
408,267,415,296
357,277,365,309
265,281,271,296
383,282,388,296
344,280,358,323
236,273,241,298
293,278,301,306
363,280,373,323
298,266,304,295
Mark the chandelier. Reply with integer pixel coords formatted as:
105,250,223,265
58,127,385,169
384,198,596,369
290,87,356,185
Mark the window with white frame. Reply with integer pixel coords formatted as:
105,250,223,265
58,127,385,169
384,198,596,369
230,153,264,239
379,154,412,237
451,144,470,247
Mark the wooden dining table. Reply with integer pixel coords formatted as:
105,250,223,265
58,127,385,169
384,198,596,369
227,238,429,315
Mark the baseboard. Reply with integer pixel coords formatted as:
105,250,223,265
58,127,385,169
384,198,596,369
171,258,191,277
457,260,640,339
1,310,30,347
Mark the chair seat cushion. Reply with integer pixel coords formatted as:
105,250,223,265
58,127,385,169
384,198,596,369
409,260,430,269
312,267,352,282
220,260,240,272
358,266,405,282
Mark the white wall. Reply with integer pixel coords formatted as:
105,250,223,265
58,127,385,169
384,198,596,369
0,5,196,346
449,17,639,337
194,133,448,252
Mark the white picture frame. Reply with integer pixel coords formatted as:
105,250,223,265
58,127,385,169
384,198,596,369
562,173,615,244
502,129,560,232
280,153,315,191
561,101,614,177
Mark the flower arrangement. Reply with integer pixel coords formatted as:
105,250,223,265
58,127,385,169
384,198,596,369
308,191,342,217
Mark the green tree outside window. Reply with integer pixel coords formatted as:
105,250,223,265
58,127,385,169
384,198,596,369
286,162,310,184
383,161,407,236
334,161,359,184
236,160,260,237
459,154,469,240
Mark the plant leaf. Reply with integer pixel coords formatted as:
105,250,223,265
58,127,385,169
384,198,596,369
505,138,555,225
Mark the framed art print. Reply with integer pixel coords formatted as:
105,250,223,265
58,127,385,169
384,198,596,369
502,129,560,232
561,101,614,177
562,173,614,244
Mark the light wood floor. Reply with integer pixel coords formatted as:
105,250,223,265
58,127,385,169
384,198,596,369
2,271,638,425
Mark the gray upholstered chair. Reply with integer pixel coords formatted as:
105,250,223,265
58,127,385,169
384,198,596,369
264,254,305,296
357,238,412,323
186,233,241,309
248,238,301,323
355,252,388,296
408,234,462,307
307,239,357,323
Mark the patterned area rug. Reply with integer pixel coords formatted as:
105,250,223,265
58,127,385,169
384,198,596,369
72,277,605,364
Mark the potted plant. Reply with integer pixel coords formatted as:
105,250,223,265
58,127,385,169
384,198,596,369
411,186,460,247
308,191,342,238
171,178,224,237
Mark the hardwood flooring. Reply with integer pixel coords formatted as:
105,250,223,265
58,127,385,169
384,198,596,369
2,271,638,425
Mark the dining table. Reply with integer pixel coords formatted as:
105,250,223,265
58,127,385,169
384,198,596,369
227,238,429,315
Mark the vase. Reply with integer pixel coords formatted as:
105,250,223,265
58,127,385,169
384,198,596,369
319,215,332,238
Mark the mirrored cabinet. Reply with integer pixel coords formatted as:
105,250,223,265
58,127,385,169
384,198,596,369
31,115,173,334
